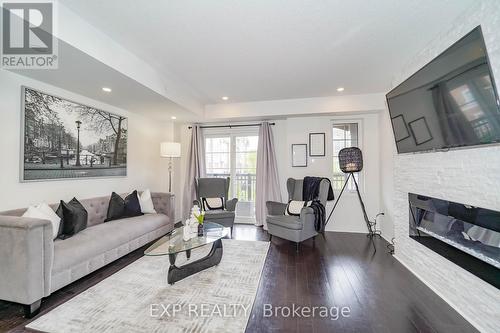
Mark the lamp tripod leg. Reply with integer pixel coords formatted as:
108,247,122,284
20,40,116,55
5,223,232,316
352,175,378,252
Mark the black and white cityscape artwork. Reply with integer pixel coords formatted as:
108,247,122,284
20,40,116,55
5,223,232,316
22,87,127,181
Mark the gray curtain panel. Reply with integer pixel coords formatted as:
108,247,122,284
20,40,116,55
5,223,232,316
182,125,206,220
255,122,282,229
431,82,477,146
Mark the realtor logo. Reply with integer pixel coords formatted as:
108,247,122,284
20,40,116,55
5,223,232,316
1,1,58,69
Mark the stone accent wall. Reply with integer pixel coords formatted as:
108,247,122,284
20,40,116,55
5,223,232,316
391,1,500,332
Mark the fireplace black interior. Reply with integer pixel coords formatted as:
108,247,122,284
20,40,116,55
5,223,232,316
409,193,500,289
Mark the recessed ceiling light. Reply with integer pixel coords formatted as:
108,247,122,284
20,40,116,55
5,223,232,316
102,87,112,92
221,96,229,101
336,87,344,92
171,116,177,120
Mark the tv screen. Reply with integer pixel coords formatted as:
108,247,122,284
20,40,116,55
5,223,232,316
386,26,500,154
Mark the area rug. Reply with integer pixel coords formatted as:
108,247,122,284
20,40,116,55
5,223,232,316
27,239,270,333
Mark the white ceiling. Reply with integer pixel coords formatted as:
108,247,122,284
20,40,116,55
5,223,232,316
61,0,475,105
11,40,194,121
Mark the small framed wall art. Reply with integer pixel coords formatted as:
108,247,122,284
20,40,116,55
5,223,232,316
309,132,326,156
291,144,307,167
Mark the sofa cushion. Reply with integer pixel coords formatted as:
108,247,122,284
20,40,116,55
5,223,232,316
267,215,303,230
106,191,144,222
105,192,126,222
53,214,169,273
22,203,61,239
124,190,143,217
138,189,156,214
56,198,88,239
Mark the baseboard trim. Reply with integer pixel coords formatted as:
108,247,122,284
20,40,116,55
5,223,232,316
235,217,256,224
393,254,482,332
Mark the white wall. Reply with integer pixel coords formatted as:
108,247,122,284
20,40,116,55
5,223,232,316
379,110,396,240
0,70,173,211
273,113,382,233
382,1,500,332
177,110,384,234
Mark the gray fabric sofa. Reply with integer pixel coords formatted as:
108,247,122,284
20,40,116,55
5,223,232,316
266,178,329,250
0,192,174,317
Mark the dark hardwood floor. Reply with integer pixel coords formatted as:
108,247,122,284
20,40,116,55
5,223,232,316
0,225,476,333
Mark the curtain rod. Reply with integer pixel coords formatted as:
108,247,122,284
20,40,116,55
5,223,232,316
188,122,275,129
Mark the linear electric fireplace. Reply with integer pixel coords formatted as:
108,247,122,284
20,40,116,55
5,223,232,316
409,193,500,289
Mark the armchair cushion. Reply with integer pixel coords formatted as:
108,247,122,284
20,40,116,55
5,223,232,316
204,210,235,220
267,215,303,230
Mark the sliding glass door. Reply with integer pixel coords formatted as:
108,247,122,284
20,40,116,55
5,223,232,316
205,130,258,222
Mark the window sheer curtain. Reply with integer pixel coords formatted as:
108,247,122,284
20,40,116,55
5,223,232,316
255,122,282,229
182,125,206,220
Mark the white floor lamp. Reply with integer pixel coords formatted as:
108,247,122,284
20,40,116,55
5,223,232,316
161,142,181,193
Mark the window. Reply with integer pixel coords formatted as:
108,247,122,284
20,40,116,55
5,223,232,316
332,122,361,191
449,75,499,142
205,137,230,176
204,129,258,221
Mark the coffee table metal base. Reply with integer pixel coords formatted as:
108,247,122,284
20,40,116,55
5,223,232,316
167,239,223,285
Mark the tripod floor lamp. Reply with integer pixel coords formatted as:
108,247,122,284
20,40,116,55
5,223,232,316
325,147,382,250
161,142,181,193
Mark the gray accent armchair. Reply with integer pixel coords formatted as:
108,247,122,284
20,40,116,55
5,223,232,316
266,178,329,250
194,177,238,237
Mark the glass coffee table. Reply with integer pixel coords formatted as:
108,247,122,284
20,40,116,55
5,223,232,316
144,222,228,284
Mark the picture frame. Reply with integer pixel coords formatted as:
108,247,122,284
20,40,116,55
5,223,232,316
21,86,128,182
391,114,410,142
408,116,433,146
291,144,307,167
309,132,326,156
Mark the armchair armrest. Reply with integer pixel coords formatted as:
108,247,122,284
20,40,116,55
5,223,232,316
299,206,319,235
0,215,54,305
266,201,287,215
226,198,238,212
151,192,174,222
300,206,315,220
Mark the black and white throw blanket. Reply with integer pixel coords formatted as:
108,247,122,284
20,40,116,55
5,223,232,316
309,200,326,232
303,176,335,201
302,177,334,232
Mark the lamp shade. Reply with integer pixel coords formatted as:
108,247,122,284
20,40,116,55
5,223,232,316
160,142,181,157
339,147,363,173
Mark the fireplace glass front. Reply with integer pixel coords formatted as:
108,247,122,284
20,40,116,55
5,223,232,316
409,193,500,289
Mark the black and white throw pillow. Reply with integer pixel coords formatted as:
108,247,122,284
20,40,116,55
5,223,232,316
56,198,88,239
284,200,312,216
202,197,224,211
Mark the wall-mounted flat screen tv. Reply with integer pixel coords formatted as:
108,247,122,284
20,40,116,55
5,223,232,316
386,26,500,154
